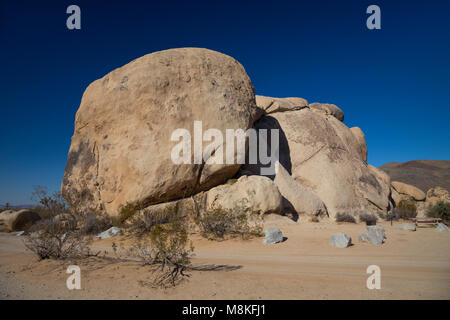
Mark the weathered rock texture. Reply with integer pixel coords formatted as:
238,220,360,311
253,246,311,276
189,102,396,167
359,225,385,245
240,104,392,218
206,175,282,215
391,181,426,201
263,227,283,244
350,127,368,163
62,48,260,215
329,233,352,248
273,161,327,217
255,95,308,114
309,102,344,122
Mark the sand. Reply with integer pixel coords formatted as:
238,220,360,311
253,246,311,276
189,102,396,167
1,219,449,300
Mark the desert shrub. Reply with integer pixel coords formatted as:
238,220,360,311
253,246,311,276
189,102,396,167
195,207,263,241
24,219,91,260
117,202,141,226
31,185,68,219
309,216,320,223
79,212,113,235
359,213,378,226
426,201,450,221
335,213,356,223
128,221,194,288
126,206,180,236
395,200,417,219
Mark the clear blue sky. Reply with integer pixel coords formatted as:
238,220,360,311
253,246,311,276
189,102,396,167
1,0,449,205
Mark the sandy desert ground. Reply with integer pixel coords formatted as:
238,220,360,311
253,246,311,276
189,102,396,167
1,218,449,300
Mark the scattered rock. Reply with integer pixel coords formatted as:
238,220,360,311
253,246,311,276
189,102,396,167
359,225,385,245
273,161,327,217
435,223,449,232
395,223,416,232
391,181,426,201
97,227,122,239
263,227,283,244
329,233,352,248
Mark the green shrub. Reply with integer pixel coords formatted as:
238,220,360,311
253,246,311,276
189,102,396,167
195,207,263,241
128,221,194,288
117,202,141,226
335,213,356,223
395,200,417,219
426,201,450,221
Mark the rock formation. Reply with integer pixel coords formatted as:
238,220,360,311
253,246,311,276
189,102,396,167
240,100,392,218
62,48,260,214
62,47,395,220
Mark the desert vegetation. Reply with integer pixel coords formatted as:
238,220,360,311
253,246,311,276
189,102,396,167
359,213,378,225
194,206,263,241
24,219,92,260
394,199,418,220
335,212,356,223
426,201,450,221
126,221,194,288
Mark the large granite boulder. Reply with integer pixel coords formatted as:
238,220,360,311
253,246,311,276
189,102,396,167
62,48,260,215
391,181,425,201
206,175,283,215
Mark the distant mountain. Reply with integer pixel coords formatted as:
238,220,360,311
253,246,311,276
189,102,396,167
379,160,450,192
0,204,35,210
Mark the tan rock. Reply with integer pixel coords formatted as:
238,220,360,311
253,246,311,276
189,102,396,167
367,164,392,211
425,187,450,206
416,187,450,217
240,107,391,218
274,161,327,216
350,127,368,163
391,181,426,201
0,209,41,232
309,102,344,121
62,48,260,215
206,175,283,215
255,95,308,114
390,187,404,207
